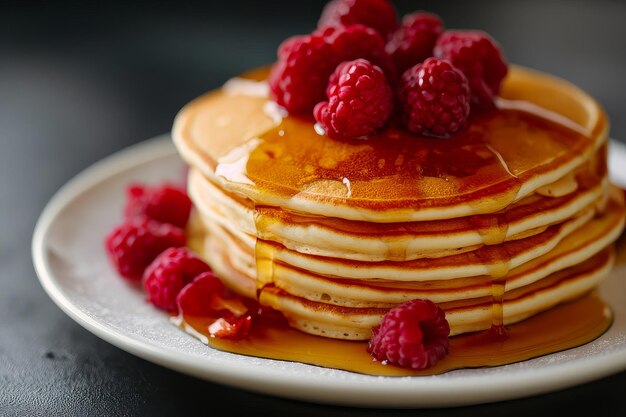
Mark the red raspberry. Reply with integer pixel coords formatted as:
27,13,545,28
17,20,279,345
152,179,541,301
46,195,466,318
104,219,186,281
207,316,253,340
277,34,307,59
250,305,289,328
177,272,253,339
269,33,337,114
318,0,398,39
270,25,394,114
176,271,226,316
314,59,393,140
386,12,444,76
368,299,450,370
124,183,192,229
434,30,508,109
398,57,470,137
143,247,211,312
316,24,396,81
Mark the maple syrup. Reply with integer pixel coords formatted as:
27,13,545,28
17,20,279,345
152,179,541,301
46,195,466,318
176,65,606,224
176,291,612,376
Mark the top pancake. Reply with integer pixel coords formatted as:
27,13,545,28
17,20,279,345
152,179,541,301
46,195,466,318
173,66,608,222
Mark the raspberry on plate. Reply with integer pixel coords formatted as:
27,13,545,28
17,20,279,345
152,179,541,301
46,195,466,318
318,0,398,39
398,57,471,137
434,30,508,109
104,218,186,281
177,272,254,339
143,247,211,312
176,271,226,316
314,59,393,140
385,12,444,76
368,299,450,370
124,183,192,229
207,316,253,340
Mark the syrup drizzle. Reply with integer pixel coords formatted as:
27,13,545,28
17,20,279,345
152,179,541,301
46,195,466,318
254,208,279,291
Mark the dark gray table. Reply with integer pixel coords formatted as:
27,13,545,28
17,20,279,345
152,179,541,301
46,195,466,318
2,1,625,415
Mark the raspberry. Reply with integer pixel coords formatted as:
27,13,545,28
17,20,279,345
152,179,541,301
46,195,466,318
176,271,225,316
177,272,254,339
434,30,508,109
104,219,186,281
143,247,211,312
368,299,450,370
386,12,444,76
316,24,396,81
277,34,307,59
398,57,470,137
124,183,192,229
207,316,253,339
269,25,394,114
314,59,393,140
250,305,289,328
318,0,398,39
269,33,337,114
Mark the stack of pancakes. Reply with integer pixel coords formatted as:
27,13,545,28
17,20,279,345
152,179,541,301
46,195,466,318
173,65,625,340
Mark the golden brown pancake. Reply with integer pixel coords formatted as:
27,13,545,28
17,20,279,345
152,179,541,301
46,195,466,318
188,165,608,261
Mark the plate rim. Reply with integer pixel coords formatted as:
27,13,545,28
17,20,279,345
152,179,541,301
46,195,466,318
32,135,626,408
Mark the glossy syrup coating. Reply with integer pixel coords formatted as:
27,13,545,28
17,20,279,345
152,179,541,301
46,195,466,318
174,66,606,222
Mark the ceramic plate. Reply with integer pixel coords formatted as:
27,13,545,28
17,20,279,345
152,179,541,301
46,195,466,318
32,135,626,408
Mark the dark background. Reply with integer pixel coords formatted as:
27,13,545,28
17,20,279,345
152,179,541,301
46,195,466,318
1,0,625,415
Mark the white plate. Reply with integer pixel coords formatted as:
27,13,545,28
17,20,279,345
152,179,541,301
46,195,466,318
32,135,626,408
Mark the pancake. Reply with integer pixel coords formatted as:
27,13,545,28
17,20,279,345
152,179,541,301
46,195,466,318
203,205,595,282
189,165,609,261
175,64,624,341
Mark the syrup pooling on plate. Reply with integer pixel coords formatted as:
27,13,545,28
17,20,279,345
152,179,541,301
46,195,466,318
177,290,612,376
